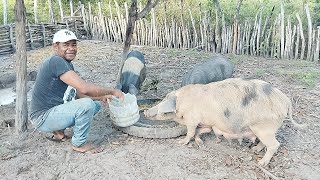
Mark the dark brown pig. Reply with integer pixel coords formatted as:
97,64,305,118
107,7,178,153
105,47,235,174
144,78,306,166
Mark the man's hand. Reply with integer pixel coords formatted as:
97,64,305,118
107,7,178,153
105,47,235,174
112,89,124,101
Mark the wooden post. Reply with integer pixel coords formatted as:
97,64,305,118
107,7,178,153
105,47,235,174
188,8,197,48
305,3,313,61
41,23,46,47
57,0,64,22
33,0,38,23
294,25,300,60
232,0,243,54
98,2,107,40
214,0,222,53
70,0,74,16
314,26,320,62
15,0,28,133
290,23,296,59
48,0,54,23
280,3,285,59
27,22,34,49
296,13,305,60
3,0,7,24
9,24,15,52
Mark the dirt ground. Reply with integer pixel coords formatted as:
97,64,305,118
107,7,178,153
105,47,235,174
0,40,320,180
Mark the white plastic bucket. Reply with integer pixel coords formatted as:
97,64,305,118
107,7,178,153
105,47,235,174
109,93,140,127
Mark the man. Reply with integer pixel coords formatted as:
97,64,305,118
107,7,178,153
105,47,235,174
30,29,124,154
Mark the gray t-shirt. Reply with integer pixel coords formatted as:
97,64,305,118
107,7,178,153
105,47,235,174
30,55,75,128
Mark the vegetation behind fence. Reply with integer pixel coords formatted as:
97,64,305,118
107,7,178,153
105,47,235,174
0,0,319,63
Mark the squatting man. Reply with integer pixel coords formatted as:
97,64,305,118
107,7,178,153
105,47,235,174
29,29,124,154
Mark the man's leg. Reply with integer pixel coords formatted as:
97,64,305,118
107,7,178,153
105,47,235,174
38,98,102,150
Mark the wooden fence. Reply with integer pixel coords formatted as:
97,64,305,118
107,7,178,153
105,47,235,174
82,1,319,62
0,18,86,55
0,1,319,63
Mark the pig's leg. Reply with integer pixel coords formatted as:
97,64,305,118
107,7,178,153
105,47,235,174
250,125,280,167
251,141,265,153
212,126,223,143
194,127,212,147
178,125,197,145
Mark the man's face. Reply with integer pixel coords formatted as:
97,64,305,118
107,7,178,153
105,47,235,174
53,40,77,61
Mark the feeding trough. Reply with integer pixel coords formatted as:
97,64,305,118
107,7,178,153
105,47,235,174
115,98,187,139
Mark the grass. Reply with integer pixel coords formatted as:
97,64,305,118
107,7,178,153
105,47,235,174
255,69,265,78
294,70,320,88
278,68,320,88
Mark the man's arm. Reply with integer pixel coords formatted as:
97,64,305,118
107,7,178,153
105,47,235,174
60,70,122,99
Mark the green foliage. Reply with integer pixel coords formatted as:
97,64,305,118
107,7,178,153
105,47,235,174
277,61,320,88
289,69,320,88
255,68,265,78
1,0,320,28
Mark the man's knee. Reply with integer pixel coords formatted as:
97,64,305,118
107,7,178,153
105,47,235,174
77,98,96,112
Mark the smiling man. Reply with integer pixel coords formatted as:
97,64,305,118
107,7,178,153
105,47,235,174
30,29,124,154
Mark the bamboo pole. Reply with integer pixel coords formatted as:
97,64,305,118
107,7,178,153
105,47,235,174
98,2,107,40
189,8,198,48
33,0,38,23
114,0,125,42
280,3,285,59
314,26,320,62
311,28,316,61
221,13,226,53
305,3,312,61
70,0,74,16
41,23,46,47
151,8,157,46
3,0,7,25
284,18,290,59
57,0,64,21
245,21,250,55
255,8,262,55
27,22,34,49
48,0,54,24
290,23,296,59
294,25,300,60
296,13,305,60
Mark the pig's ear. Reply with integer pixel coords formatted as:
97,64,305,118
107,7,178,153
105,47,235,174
164,91,176,100
158,94,176,113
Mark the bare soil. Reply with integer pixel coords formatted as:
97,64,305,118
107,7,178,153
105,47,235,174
0,40,320,180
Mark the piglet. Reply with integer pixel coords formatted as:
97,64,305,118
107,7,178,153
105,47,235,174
117,50,146,95
181,54,234,86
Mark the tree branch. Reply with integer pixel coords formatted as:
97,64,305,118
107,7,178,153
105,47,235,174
137,0,160,19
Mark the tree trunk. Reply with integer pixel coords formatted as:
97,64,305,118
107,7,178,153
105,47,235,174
14,0,28,133
116,0,160,84
116,0,138,84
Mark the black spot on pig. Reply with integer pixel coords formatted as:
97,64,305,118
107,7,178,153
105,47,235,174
224,108,231,118
242,85,257,107
262,83,273,95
